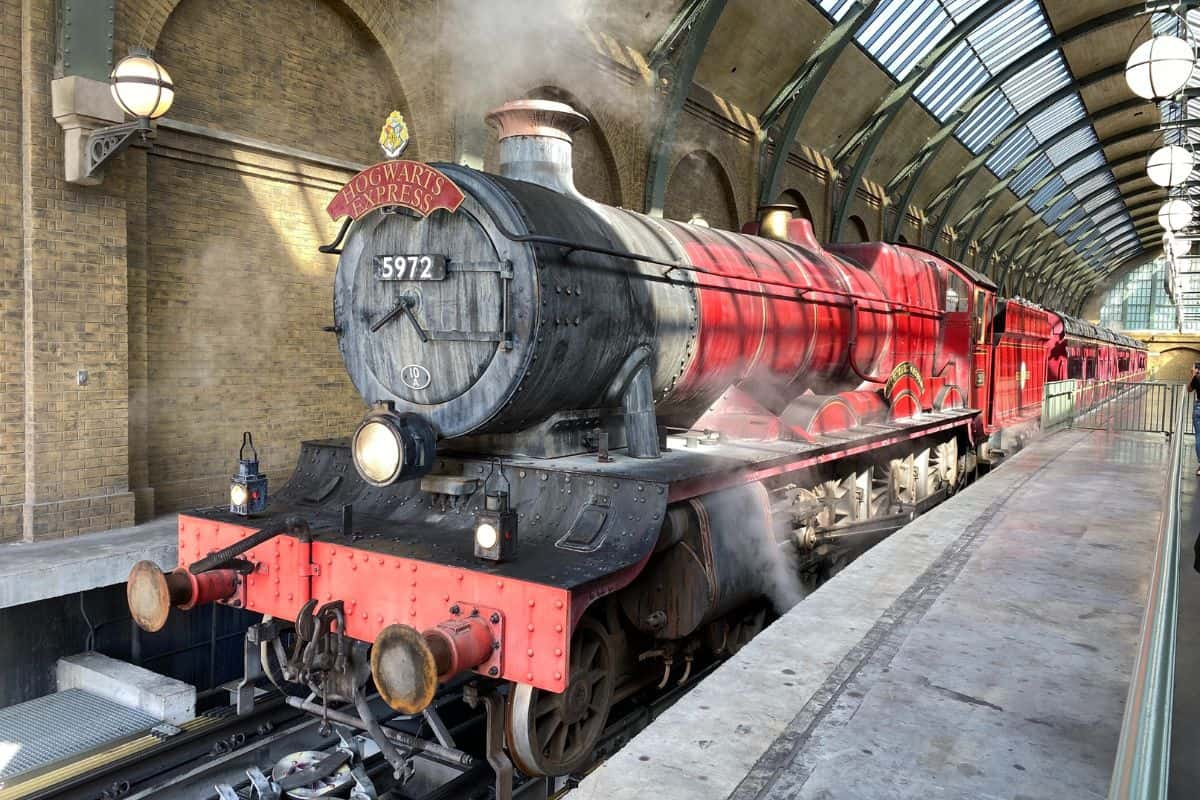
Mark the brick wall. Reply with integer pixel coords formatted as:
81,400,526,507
129,0,407,514
16,0,135,540
1,0,23,540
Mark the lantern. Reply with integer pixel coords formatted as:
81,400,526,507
230,432,268,516
1147,144,1194,187
1125,35,1195,100
1159,198,1193,232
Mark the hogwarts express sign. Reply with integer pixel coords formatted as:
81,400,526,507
326,160,465,220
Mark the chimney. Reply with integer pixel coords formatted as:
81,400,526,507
485,99,589,197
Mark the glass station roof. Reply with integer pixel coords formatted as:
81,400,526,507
814,0,1141,279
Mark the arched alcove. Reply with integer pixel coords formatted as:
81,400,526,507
1154,347,1200,382
777,189,814,224
663,150,738,230
136,0,407,513
845,214,871,243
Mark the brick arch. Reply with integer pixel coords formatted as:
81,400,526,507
121,0,445,158
663,149,739,231
518,85,624,206
1153,346,1200,382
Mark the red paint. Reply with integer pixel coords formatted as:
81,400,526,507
177,515,572,692
327,161,466,220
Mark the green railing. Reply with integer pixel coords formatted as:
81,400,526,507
1107,388,1185,799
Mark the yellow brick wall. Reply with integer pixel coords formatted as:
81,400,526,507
133,0,407,514
0,0,22,540
14,0,136,540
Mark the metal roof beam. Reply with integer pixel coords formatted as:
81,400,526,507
888,6,1143,241
757,0,885,208
644,0,729,217
829,0,1013,241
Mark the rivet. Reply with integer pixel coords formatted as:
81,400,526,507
410,594,417,602
411,564,418,572
457,573,464,581
410,609,417,616
378,558,384,564
443,594,450,601
554,648,562,656
554,672,562,680
362,554,369,561
378,614,384,622
411,579,417,586
555,624,563,632
362,612,368,619
287,593,293,600
497,580,504,589
352,564,357,571
554,600,563,609
326,593,332,600
527,672,534,680
527,624,535,631
528,600,535,607
527,649,534,657
394,562,402,569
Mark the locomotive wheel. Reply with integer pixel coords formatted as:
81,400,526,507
507,618,615,777
932,438,958,490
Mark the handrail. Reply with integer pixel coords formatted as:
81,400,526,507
1108,384,1185,799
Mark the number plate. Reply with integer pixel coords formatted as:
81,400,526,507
374,255,447,281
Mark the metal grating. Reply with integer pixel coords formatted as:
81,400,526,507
0,689,157,780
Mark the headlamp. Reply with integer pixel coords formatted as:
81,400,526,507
351,404,437,487
230,431,268,516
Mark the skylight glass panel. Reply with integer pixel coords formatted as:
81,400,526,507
1045,128,1097,166
1004,53,1069,113
988,127,1038,176
1055,207,1087,235
1026,96,1085,143
1041,190,1075,221
957,91,1016,151
967,0,1046,73
1080,182,1118,211
815,0,858,22
1011,153,1054,196
915,41,988,117
857,0,952,79
1058,149,1105,185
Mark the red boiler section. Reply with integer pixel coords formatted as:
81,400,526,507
654,217,944,420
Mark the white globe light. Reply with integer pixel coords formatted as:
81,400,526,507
1159,198,1193,232
1125,35,1195,100
1147,144,1194,187
110,51,175,119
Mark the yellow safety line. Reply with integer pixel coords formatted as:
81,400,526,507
0,715,225,800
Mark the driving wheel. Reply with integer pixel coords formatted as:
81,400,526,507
506,618,615,776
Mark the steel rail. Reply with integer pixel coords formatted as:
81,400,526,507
1107,384,1184,800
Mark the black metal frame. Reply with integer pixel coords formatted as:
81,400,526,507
85,116,152,178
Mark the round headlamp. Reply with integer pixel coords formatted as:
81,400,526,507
351,407,437,487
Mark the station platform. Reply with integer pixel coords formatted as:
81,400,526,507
575,426,1169,800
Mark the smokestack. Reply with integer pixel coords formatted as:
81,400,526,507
485,99,589,197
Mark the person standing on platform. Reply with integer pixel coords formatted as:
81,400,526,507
1191,365,1200,476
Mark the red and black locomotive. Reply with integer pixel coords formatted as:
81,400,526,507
126,100,1146,780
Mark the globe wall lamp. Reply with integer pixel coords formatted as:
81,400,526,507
50,47,174,185
85,48,174,178
1125,35,1195,100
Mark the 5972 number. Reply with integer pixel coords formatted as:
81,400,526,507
374,255,447,281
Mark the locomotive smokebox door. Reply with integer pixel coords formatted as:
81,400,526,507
346,207,508,408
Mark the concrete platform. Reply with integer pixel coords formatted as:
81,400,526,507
0,517,176,609
576,427,1168,800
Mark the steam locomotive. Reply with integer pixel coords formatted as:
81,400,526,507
126,99,1146,781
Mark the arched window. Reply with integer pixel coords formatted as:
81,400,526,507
1098,256,1180,332
663,150,738,230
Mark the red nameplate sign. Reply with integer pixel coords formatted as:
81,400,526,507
327,161,465,220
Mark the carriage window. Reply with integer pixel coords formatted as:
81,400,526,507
1068,357,1083,380
1085,358,1097,380
943,269,969,313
